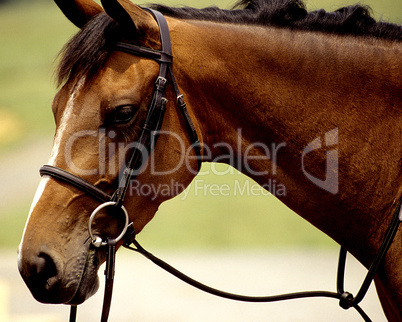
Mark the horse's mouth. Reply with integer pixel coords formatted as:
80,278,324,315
65,247,102,305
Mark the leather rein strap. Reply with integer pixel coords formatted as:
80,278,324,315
37,9,402,322
124,198,402,322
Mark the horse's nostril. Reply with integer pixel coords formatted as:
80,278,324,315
36,252,58,282
20,251,61,301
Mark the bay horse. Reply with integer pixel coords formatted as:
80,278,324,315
18,0,402,320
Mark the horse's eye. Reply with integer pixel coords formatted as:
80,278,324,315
110,105,136,124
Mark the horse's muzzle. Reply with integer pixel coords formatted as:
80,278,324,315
18,248,70,303
17,245,99,304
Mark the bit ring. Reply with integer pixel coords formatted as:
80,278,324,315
88,201,129,247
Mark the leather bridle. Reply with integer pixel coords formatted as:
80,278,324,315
40,8,201,321
38,9,401,322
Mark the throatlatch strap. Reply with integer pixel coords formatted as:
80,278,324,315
169,69,202,170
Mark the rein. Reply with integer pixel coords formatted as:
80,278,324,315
38,9,402,322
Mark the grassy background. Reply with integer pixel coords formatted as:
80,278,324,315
0,0,400,250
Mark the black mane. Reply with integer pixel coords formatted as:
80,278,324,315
57,0,402,86
151,0,402,40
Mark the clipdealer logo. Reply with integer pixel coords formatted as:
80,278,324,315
301,128,339,194
61,127,339,197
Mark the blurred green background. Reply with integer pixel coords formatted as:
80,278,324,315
0,0,400,251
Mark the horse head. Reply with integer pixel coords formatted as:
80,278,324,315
18,0,199,304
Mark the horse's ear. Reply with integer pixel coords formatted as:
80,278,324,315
54,0,104,28
101,0,158,40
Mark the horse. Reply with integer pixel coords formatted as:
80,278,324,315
17,0,402,320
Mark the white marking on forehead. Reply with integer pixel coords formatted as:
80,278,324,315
49,78,85,166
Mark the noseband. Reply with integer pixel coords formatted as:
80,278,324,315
38,9,401,322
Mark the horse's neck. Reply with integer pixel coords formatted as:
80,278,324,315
171,19,402,264
175,21,394,149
